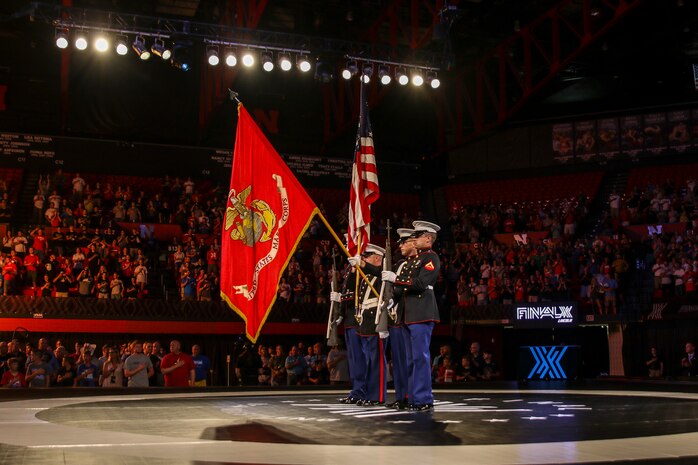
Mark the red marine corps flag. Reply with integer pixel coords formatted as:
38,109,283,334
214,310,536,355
221,105,319,342
347,82,380,255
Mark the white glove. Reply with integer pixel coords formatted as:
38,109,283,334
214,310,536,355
382,270,396,283
330,291,342,303
335,316,343,325
379,331,389,339
386,298,395,310
347,255,361,267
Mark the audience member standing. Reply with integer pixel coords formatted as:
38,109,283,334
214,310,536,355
1,358,26,388
646,347,664,378
191,344,211,387
160,340,195,387
75,351,99,387
681,342,697,377
123,341,154,387
327,343,349,385
101,347,124,387
25,350,50,388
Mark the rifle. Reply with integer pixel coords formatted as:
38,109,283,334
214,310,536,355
375,219,391,336
326,247,341,346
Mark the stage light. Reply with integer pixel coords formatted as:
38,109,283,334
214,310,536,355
427,71,440,89
207,45,220,66
171,42,192,71
241,50,255,67
224,48,237,67
132,35,150,60
412,70,424,86
297,55,311,72
396,67,409,85
279,53,292,71
74,33,88,51
379,64,391,85
361,63,373,83
115,35,129,55
342,60,358,80
151,38,171,60
55,29,69,49
261,51,274,71
94,35,109,53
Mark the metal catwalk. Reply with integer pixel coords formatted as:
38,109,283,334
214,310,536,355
1,384,698,464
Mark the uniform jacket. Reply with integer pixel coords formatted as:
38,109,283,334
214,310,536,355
356,262,382,336
392,249,440,324
388,257,410,327
340,265,358,328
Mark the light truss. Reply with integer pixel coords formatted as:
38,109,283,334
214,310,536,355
24,1,450,71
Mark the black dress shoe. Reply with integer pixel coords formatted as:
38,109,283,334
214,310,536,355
357,400,384,406
410,403,434,412
395,401,409,410
386,400,408,410
339,396,359,404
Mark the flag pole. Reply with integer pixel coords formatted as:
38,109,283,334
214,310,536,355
316,211,380,299
354,232,361,308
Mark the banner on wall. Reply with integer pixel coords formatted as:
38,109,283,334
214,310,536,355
552,123,574,163
597,118,620,159
667,110,691,152
643,112,668,155
620,115,644,156
574,120,597,161
690,108,698,148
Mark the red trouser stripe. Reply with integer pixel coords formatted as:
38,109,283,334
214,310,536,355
379,338,385,403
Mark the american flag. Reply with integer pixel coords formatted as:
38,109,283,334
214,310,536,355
348,82,379,256
694,64,698,90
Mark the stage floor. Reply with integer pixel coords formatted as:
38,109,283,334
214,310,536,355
1,383,698,464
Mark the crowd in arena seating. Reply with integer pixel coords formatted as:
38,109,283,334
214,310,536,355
0,225,164,298
0,335,507,387
33,171,226,233
611,177,698,228
0,337,213,388
448,195,590,243
4,165,698,310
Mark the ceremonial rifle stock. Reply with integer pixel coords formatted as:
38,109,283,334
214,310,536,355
375,220,392,334
326,248,341,346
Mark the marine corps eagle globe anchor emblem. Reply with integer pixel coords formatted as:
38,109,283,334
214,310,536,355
225,186,277,247
225,175,290,301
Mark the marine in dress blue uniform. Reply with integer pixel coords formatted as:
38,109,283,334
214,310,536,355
351,243,387,406
332,262,366,404
385,228,416,410
383,220,440,411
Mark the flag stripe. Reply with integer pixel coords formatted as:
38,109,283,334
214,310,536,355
348,82,379,255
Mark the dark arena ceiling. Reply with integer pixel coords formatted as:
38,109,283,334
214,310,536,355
0,0,697,163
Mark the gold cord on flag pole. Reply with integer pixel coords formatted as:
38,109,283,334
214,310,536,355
316,211,380,299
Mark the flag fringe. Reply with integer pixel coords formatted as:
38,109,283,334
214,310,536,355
221,206,320,343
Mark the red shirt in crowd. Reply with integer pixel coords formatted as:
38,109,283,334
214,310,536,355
32,234,47,253
1,370,26,388
2,261,17,281
206,249,218,265
160,352,195,387
24,253,40,272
